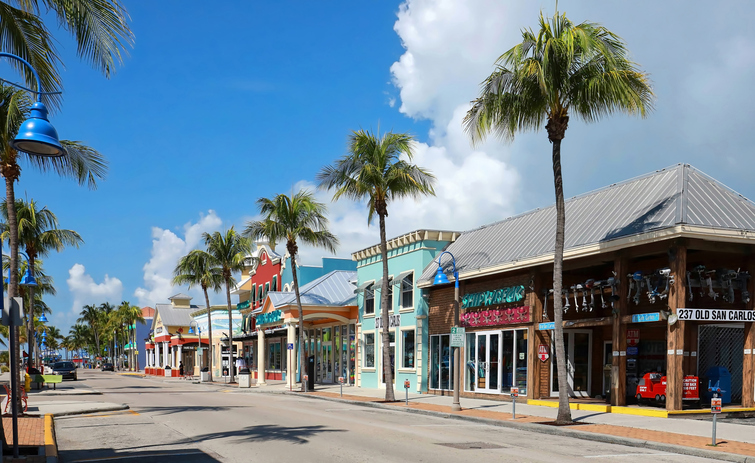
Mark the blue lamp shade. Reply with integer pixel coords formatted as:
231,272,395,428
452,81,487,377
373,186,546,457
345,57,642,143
433,266,450,285
40,343,45,350
188,326,194,334
11,102,65,157
38,313,48,323
19,267,37,287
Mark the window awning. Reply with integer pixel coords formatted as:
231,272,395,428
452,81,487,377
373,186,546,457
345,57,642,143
354,281,371,294
390,270,412,286
375,278,384,289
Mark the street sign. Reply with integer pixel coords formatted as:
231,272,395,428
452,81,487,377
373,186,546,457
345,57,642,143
287,343,294,350
538,344,549,362
450,327,465,347
404,379,411,389
627,329,640,346
338,376,345,384
711,397,722,414
510,386,519,398
538,322,555,331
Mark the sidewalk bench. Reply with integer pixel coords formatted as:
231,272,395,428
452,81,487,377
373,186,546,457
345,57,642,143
32,374,62,390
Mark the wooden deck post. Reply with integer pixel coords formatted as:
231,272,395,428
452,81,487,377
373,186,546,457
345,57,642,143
611,252,628,406
666,242,687,411
743,258,755,407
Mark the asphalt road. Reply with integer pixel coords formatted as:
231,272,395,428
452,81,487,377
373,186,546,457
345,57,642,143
51,370,717,463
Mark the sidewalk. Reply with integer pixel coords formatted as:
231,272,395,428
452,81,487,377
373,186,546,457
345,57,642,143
238,382,755,461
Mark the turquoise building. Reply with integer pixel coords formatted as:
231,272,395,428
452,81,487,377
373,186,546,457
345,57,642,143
280,255,356,291
353,230,458,393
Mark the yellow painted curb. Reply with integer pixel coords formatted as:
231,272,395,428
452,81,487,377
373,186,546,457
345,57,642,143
527,399,559,408
668,407,755,415
611,406,668,418
526,399,610,413
44,414,57,459
578,403,611,413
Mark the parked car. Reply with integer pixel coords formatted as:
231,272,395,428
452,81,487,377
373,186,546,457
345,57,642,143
52,361,78,381
102,363,114,372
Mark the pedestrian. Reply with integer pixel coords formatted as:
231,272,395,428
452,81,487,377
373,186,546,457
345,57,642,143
179,361,184,377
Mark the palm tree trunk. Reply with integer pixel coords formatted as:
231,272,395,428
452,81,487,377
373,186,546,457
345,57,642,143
378,212,395,401
225,280,234,383
551,136,572,424
203,287,213,382
27,284,34,369
290,251,306,392
5,174,23,417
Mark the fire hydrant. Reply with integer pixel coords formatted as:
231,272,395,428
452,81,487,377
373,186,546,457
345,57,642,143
24,372,31,392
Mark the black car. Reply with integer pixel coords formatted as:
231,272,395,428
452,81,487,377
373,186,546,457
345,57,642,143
102,363,114,372
52,361,78,380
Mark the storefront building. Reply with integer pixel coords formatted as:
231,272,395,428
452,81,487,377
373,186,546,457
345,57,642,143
250,270,358,388
144,294,206,377
353,230,458,393
419,164,755,410
189,305,242,378
231,242,282,313
280,255,356,292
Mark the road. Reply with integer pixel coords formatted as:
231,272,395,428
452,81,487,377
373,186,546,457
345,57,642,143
50,370,715,462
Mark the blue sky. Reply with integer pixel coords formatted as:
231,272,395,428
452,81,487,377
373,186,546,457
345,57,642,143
11,1,755,335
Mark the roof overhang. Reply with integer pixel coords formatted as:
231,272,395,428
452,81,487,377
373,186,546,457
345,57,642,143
351,229,459,261
418,225,755,288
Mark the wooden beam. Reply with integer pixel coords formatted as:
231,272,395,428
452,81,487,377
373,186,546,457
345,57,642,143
611,252,628,407
666,241,687,411
564,317,613,329
743,257,755,407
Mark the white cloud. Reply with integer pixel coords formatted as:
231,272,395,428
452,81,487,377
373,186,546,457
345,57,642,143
66,264,123,315
133,210,222,307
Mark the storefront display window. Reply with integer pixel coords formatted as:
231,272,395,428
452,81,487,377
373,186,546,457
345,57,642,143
401,273,413,309
402,330,415,368
466,329,527,394
364,333,375,367
267,341,281,370
430,334,453,390
349,325,356,383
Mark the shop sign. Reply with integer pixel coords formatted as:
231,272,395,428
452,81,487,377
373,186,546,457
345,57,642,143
461,285,525,309
538,322,555,331
450,327,465,347
375,314,401,329
538,344,549,362
627,329,640,346
677,308,755,322
155,327,163,335
631,312,660,323
711,397,722,414
626,346,639,356
460,306,530,327
237,300,251,310
256,309,282,326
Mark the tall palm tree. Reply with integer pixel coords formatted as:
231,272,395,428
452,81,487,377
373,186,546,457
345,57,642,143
173,250,224,381
1,197,82,364
318,129,436,401
203,228,251,383
463,10,654,423
78,304,102,358
245,190,339,393
115,301,143,370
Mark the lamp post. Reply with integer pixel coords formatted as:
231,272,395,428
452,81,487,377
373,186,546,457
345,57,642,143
433,251,462,412
0,53,64,458
189,320,202,378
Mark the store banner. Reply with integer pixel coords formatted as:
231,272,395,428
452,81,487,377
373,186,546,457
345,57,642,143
677,308,755,321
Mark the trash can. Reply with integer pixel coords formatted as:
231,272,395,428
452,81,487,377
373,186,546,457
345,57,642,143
307,355,315,391
238,368,251,388
705,366,732,404
200,367,210,382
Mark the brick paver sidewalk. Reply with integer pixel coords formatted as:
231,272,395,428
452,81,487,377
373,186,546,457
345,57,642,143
311,391,755,457
2,416,45,447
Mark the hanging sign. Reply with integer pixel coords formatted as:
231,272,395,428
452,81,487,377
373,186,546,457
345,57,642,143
538,344,549,362
627,329,640,346
677,308,755,322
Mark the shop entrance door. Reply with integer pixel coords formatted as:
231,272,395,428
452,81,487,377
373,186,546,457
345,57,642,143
322,341,333,383
551,330,592,397
474,331,501,394
379,331,396,386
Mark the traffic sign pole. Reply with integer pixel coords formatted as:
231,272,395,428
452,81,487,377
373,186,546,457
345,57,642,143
711,395,722,446
511,387,519,419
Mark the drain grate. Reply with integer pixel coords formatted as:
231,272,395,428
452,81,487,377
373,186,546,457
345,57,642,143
436,442,506,450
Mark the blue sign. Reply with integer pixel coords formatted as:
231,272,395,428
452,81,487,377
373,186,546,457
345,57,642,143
287,343,294,350
631,312,660,323
538,322,555,330
627,346,639,356
256,309,282,326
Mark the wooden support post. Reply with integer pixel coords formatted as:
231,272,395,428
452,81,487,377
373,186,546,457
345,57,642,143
743,258,755,407
528,272,542,400
611,253,628,406
666,242,687,411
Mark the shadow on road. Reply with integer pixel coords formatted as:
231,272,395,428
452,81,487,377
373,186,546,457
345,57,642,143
62,448,222,463
193,424,345,445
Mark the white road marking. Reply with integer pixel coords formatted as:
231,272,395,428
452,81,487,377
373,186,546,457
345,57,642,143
584,453,677,458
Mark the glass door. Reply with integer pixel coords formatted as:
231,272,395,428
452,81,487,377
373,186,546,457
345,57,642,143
474,331,501,394
379,331,396,385
551,329,592,397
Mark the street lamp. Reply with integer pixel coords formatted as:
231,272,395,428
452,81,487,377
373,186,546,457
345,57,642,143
433,251,462,412
189,320,202,379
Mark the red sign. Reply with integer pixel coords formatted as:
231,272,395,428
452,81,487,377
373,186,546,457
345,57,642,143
404,380,411,389
627,329,640,346
510,386,519,398
460,306,530,327
538,344,549,362
711,397,722,413
683,376,699,400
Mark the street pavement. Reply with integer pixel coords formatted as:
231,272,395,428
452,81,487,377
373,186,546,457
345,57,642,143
45,370,718,463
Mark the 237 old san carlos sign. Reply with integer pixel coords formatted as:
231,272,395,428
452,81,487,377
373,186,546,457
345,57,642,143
677,308,755,322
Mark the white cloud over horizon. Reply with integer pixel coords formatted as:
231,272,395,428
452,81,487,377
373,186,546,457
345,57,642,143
66,264,123,317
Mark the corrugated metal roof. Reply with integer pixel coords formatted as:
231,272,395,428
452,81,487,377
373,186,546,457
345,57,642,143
155,303,200,327
169,293,192,300
269,270,357,307
418,164,755,284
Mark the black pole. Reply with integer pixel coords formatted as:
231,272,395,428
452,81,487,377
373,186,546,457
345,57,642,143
9,321,19,457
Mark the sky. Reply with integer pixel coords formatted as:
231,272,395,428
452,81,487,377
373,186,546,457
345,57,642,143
9,0,755,335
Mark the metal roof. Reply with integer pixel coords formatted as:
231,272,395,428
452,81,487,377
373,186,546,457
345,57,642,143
418,164,755,284
169,293,192,300
269,270,357,307
154,303,200,327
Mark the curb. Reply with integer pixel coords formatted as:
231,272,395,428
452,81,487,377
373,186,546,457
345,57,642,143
30,404,130,418
44,414,57,463
278,391,755,463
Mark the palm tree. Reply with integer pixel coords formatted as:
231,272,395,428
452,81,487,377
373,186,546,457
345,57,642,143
0,197,82,364
173,250,224,381
245,190,339,393
115,301,143,370
318,129,436,401
78,304,103,358
203,228,251,383
463,10,654,423
66,323,90,363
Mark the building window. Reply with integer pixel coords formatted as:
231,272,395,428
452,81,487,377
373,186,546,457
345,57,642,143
402,330,415,369
264,282,270,301
365,284,375,315
364,333,375,367
400,273,413,309
252,285,257,307
267,341,281,370
258,285,264,305
430,334,453,390
378,281,393,314
272,276,277,292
